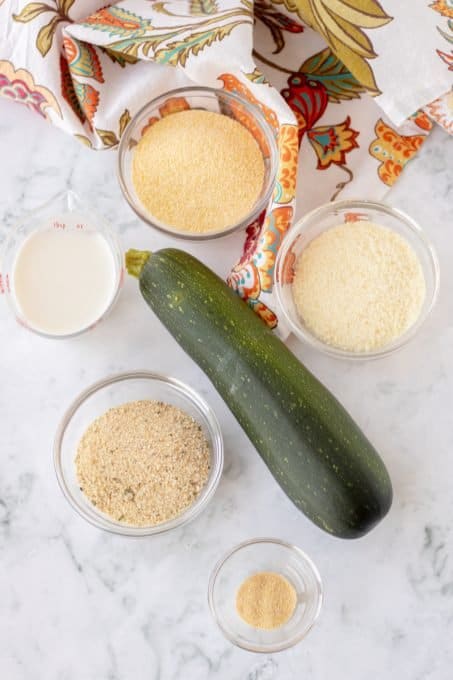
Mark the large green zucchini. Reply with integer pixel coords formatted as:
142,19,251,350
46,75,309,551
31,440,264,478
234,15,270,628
127,248,392,538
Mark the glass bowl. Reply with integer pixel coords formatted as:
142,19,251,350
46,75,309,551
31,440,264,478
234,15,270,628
1,190,123,339
54,371,223,536
208,538,323,653
117,86,278,241
275,200,440,360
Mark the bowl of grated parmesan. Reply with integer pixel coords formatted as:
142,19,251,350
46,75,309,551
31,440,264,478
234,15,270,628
117,86,278,240
275,200,439,359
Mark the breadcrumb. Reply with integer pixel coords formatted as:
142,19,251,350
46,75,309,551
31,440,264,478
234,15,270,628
75,400,211,527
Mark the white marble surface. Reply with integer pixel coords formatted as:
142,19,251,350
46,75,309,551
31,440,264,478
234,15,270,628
1,97,453,680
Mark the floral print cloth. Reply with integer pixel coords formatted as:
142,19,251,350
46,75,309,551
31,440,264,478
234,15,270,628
1,0,452,328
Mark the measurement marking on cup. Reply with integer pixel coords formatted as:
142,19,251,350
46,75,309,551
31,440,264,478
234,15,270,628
0,273,10,294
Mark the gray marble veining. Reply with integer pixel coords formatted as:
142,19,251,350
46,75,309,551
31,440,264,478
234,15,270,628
1,97,453,679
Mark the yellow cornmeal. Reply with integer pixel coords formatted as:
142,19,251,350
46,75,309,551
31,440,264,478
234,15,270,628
292,221,426,353
236,572,297,630
132,109,265,233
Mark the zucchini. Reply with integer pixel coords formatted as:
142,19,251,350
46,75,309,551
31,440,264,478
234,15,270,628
126,248,392,538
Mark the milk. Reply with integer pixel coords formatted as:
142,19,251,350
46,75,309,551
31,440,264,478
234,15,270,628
12,228,117,336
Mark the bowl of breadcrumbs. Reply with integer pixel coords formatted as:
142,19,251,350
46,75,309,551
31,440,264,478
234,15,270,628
54,371,223,536
118,86,278,240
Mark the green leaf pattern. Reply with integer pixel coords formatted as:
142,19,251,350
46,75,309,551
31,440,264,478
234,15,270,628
190,0,219,14
13,0,74,58
100,5,252,64
300,47,367,102
154,21,244,65
57,0,75,15
36,14,62,56
13,2,54,22
95,128,119,147
245,68,269,84
118,109,131,136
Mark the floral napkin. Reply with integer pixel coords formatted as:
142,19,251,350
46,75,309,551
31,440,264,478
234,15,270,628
1,0,452,327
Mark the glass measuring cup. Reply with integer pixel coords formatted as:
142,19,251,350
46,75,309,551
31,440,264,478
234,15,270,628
1,190,123,338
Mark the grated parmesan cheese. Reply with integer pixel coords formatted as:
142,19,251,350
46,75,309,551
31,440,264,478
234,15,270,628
132,109,265,234
292,221,426,353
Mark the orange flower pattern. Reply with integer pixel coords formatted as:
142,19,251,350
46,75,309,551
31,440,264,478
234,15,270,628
219,73,279,131
82,6,152,35
430,0,453,19
279,69,359,198
141,96,191,135
307,117,359,169
60,53,84,123
426,91,453,134
63,38,104,83
221,73,296,323
74,82,99,127
344,212,368,223
60,54,99,127
249,300,278,329
274,123,298,204
218,73,281,161
281,73,328,144
279,245,296,286
410,110,434,132
255,206,293,293
369,119,427,186
228,261,262,300
229,206,293,298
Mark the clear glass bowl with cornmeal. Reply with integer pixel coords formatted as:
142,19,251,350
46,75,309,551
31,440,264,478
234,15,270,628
275,200,440,360
208,538,323,653
118,86,278,240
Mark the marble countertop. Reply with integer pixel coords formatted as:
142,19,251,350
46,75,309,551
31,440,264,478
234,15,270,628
1,97,453,680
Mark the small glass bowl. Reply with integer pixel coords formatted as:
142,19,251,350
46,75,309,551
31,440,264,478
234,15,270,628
1,190,123,339
275,200,440,360
208,538,323,653
54,371,224,536
118,86,278,241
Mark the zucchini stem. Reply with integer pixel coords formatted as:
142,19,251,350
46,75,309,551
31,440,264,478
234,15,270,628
125,249,152,278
